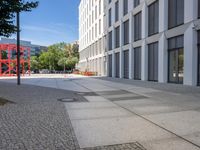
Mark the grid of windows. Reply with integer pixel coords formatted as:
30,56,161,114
148,1,159,36
134,12,142,41
168,0,184,29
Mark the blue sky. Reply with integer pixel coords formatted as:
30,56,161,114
16,0,80,46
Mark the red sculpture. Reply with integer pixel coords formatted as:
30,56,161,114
0,44,31,76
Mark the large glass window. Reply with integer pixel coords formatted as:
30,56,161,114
108,54,112,77
123,0,128,16
124,50,129,79
109,8,112,27
168,0,184,29
168,36,184,84
134,12,142,41
198,31,200,85
115,26,120,48
148,42,158,81
123,20,129,45
115,52,120,78
148,1,159,36
115,1,119,22
134,47,141,80
134,0,140,8
108,31,113,50
198,0,200,18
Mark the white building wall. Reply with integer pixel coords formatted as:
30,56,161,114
104,0,200,86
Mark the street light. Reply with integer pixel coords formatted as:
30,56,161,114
16,4,20,85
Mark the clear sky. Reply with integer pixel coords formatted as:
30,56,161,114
16,0,80,46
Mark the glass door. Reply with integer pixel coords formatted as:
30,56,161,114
168,48,184,84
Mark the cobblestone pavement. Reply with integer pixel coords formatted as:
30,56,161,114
0,82,145,150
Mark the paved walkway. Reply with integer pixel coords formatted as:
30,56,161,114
0,74,200,150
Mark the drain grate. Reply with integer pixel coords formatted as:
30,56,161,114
109,95,148,101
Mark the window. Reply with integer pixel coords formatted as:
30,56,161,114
124,20,129,45
115,26,120,48
109,8,112,27
108,54,112,77
115,1,119,22
168,0,184,29
148,1,159,36
134,47,141,80
99,19,101,34
134,12,142,41
115,52,120,78
148,42,159,81
99,0,101,15
124,50,129,79
198,31,200,85
123,0,128,16
134,0,140,8
168,36,184,84
108,31,113,50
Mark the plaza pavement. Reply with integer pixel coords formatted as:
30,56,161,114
0,74,200,150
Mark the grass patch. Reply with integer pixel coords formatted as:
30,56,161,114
0,97,12,106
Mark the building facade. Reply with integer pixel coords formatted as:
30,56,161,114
0,38,44,56
78,0,106,76
105,0,200,86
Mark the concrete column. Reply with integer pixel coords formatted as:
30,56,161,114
112,52,115,77
183,0,198,85
141,2,148,81
120,20,124,78
184,24,198,86
158,34,168,83
158,0,168,83
141,41,148,80
129,13,134,79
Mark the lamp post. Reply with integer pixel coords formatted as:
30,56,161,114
16,7,20,85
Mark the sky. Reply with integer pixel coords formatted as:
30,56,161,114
14,0,80,46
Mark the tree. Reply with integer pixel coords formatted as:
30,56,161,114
30,56,39,71
66,57,79,70
58,57,67,72
0,0,39,37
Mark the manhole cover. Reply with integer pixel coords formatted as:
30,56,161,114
58,98,77,102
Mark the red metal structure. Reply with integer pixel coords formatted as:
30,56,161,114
0,44,31,76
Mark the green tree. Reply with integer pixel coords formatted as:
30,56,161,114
58,57,67,72
0,0,38,37
30,56,39,71
66,57,79,70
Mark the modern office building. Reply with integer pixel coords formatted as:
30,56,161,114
78,0,106,76
105,0,200,86
0,38,44,56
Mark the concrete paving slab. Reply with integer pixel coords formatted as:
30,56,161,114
65,101,118,110
71,116,175,148
145,111,200,147
142,137,200,150
84,96,109,102
67,107,133,120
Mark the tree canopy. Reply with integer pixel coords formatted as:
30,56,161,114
0,0,39,37
31,42,79,72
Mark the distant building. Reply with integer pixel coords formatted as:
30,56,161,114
0,38,46,56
